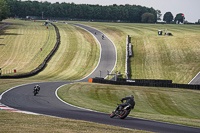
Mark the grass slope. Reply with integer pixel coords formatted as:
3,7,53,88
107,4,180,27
58,82,200,127
1,111,150,133
70,22,200,84
0,19,56,74
0,20,100,81
28,23,100,81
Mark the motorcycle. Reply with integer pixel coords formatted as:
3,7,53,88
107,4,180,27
102,35,104,40
110,101,133,119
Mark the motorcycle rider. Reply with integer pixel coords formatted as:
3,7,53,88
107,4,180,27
114,95,135,112
34,85,40,94
102,34,104,39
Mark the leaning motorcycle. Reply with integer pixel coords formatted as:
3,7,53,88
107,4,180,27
110,101,132,119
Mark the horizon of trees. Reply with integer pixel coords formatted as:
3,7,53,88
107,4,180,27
5,0,158,23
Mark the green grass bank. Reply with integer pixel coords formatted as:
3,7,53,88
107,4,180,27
1,111,151,133
58,82,200,127
0,19,56,75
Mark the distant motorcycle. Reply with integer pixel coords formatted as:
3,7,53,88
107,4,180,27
110,101,133,119
33,85,40,96
102,34,104,40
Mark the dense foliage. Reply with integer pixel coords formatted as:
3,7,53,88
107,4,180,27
163,12,173,23
5,0,157,23
0,0,10,21
141,13,155,23
175,13,185,24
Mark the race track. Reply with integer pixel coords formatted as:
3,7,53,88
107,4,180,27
1,23,200,133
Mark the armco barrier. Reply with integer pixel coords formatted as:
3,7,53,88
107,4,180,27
91,78,200,90
0,23,60,78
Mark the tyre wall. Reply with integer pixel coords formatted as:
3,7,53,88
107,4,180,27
91,78,200,90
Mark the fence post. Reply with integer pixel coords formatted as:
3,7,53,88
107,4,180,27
107,70,109,80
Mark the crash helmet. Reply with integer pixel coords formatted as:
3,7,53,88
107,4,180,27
130,95,134,98
35,84,40,88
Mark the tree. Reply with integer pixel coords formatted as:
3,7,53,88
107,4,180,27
4,1,157,23
175,13,185,24
0,0,10,21
141,13,155,23
163,12,173,23
156,9,162,21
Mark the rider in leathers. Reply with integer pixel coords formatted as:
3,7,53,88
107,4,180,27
34,85,40,94
115,95,135,112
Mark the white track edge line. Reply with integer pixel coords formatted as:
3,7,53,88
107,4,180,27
188,71,200,84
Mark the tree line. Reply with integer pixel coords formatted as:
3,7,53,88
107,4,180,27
4,0,157,23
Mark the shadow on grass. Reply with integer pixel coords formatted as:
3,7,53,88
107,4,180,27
0,29,23,36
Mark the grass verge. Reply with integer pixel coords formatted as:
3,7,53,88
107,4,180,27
0,111,151,133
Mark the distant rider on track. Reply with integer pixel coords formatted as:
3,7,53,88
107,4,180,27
33,85,40,95
102,34,104,39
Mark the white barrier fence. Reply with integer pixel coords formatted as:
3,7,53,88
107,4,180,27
125,35,132,79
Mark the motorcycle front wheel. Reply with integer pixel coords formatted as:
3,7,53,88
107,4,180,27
110,111,115,118
33,91,37,96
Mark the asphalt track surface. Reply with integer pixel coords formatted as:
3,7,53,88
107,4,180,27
189,72,200,85
1,23,200,133
0,22,11,30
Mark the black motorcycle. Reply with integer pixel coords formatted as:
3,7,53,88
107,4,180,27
110,101,133,119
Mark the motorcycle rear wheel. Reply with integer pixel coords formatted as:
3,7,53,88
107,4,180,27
119,110,130,119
